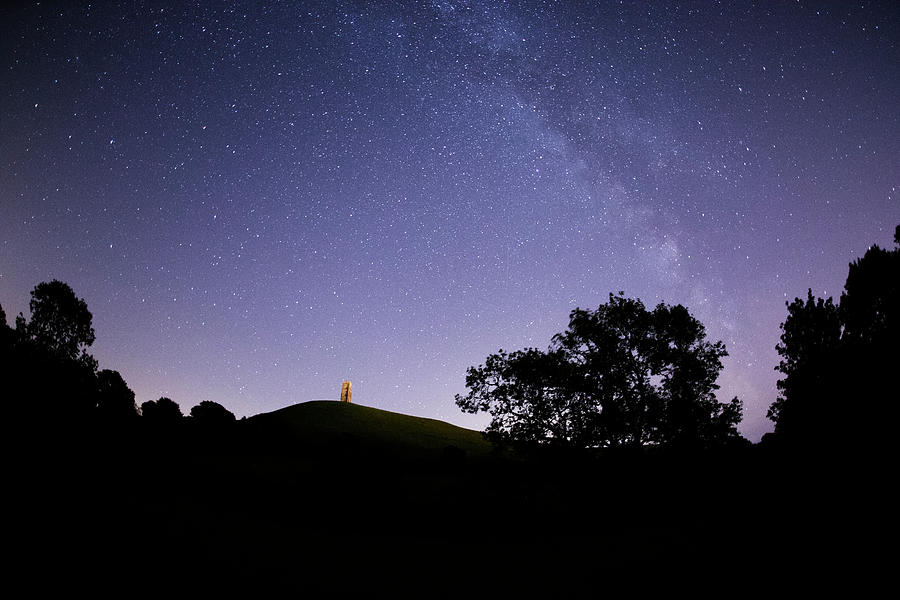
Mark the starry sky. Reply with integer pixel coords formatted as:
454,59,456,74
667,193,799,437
1,1,898,442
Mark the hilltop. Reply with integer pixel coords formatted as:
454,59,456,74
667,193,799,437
243,400,495,459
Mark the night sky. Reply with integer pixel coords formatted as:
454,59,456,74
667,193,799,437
2,2,898,442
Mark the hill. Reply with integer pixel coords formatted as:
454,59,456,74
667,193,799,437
243,400,496,459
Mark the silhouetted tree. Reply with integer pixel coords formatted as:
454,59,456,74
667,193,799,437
838,228,900,442
189,400,236,424
2,283,99,420
457,293,743,450
651,303,745,447
95,369,139,420
20,280,95,362
840,239,900,349
141,397,184,424
767,291,842,442
768,225,900,448
0,302,12,347
456,347,576,446
0,302,13,382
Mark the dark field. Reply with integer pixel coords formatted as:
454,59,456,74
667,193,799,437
10,402,884,595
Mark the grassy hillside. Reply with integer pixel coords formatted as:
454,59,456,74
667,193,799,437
244,400,495,459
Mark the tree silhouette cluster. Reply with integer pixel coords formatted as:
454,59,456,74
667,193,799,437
766,224,900,449
0,280,235,428
4,225,895,454
456,293,744,450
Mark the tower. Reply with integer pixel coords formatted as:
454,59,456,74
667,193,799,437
340,380,352,403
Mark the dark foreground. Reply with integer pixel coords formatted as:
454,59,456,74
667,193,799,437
9,418,888,596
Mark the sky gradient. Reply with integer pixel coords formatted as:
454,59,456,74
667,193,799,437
2,1,898,441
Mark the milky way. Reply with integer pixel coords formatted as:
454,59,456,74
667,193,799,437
2,2,898,440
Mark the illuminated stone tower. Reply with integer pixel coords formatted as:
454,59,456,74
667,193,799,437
340,380,352,403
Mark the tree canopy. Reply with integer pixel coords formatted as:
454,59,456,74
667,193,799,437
0,302,11,345
96,369,139,420
768,225,900,447
189,400,236,424
767,292,842,439
0,280,239,428
456,293,743,450
141,397,184,425
19,279,95,362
